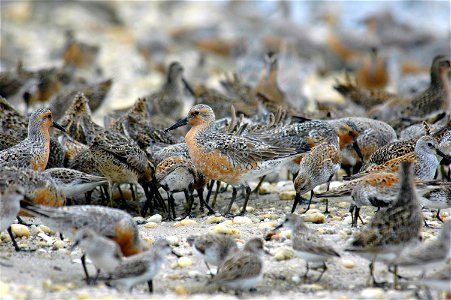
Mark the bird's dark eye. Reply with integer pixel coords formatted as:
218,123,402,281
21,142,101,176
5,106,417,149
193,111,200,116
427,142,433,147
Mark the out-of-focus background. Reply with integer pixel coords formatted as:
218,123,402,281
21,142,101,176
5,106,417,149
1,1,449,119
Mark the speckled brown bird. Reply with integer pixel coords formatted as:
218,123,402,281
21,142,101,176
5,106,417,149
165,104,304,216
0,166,65,208
346,162,423,287
156,155,214,219
145,61,191,120
251,52,286,114
355,48,389,90
0,108,65,171
349,136,450,181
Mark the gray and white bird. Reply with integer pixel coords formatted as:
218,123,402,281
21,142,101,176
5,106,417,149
107,239,178,293
187,233,238,275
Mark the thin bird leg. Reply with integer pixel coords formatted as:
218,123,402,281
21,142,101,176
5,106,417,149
197,188,204,211
204,261,214,277
357,209,365,225
224,187,238,216
303,190,314,213
369,259,376,286
91,268,101,285
16,216,31,226
7,226,21,252
388,264,409,280
167,193,176,221
204,180,215,204
316,262,327,282
80,254,91,284
85,190,93,204
140,183,154,217
107,182,113,207
130,183,137,204
368,259,388,287
353,206,364,227
323,175,334,215
181,189,195,219
147,280,153,293
238,186,252,216
117,185,125,201
197,188,215,215
211,181,221,208
220,184,229,193
303,262,310,279
152,182,168,213
252,175,266,194
349,204,356,227
353,207,360,227
291,192,301,213
393,265,399,289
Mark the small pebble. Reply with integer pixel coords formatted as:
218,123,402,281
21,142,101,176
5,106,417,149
53,240,66,250
0,232,10,242
337,202,350,209
174,285,188,295
11,224,29,238
245,206,255,213
341,259,355,268
280,230,291,240
259,182,272,194
142,237,153,246
166,236,179,246
146,214,162,224
258,222,276,230
175,219,197,227
232,216,252,225
38,225,54,235
360,288,385,299
230,203,239,213
279,191,296,201
143,222,158,229
31,226,43,236
176,257,193,268
258,213,277,220
208,224,240,238
302,213,325,224
291,275,301,283
274,247,294,261
206,216,225,224
303,284,323,291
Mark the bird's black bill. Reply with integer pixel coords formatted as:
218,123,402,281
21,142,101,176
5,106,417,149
171,249,182,258
353,141,364,163
52,121,66,132
273,223,283,231
164,117,188,133
69,241,79,252
436,149,451,161
182,78,196,97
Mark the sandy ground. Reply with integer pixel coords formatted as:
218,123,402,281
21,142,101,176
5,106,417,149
0,187,448,300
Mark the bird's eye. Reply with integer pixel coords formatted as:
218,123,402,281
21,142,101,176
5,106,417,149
427,142,433,147
193,111,200,116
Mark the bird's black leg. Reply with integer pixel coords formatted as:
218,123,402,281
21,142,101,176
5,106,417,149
224,187,238,217
238,186,252,216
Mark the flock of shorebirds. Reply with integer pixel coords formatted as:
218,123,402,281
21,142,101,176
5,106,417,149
0,34,450,297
